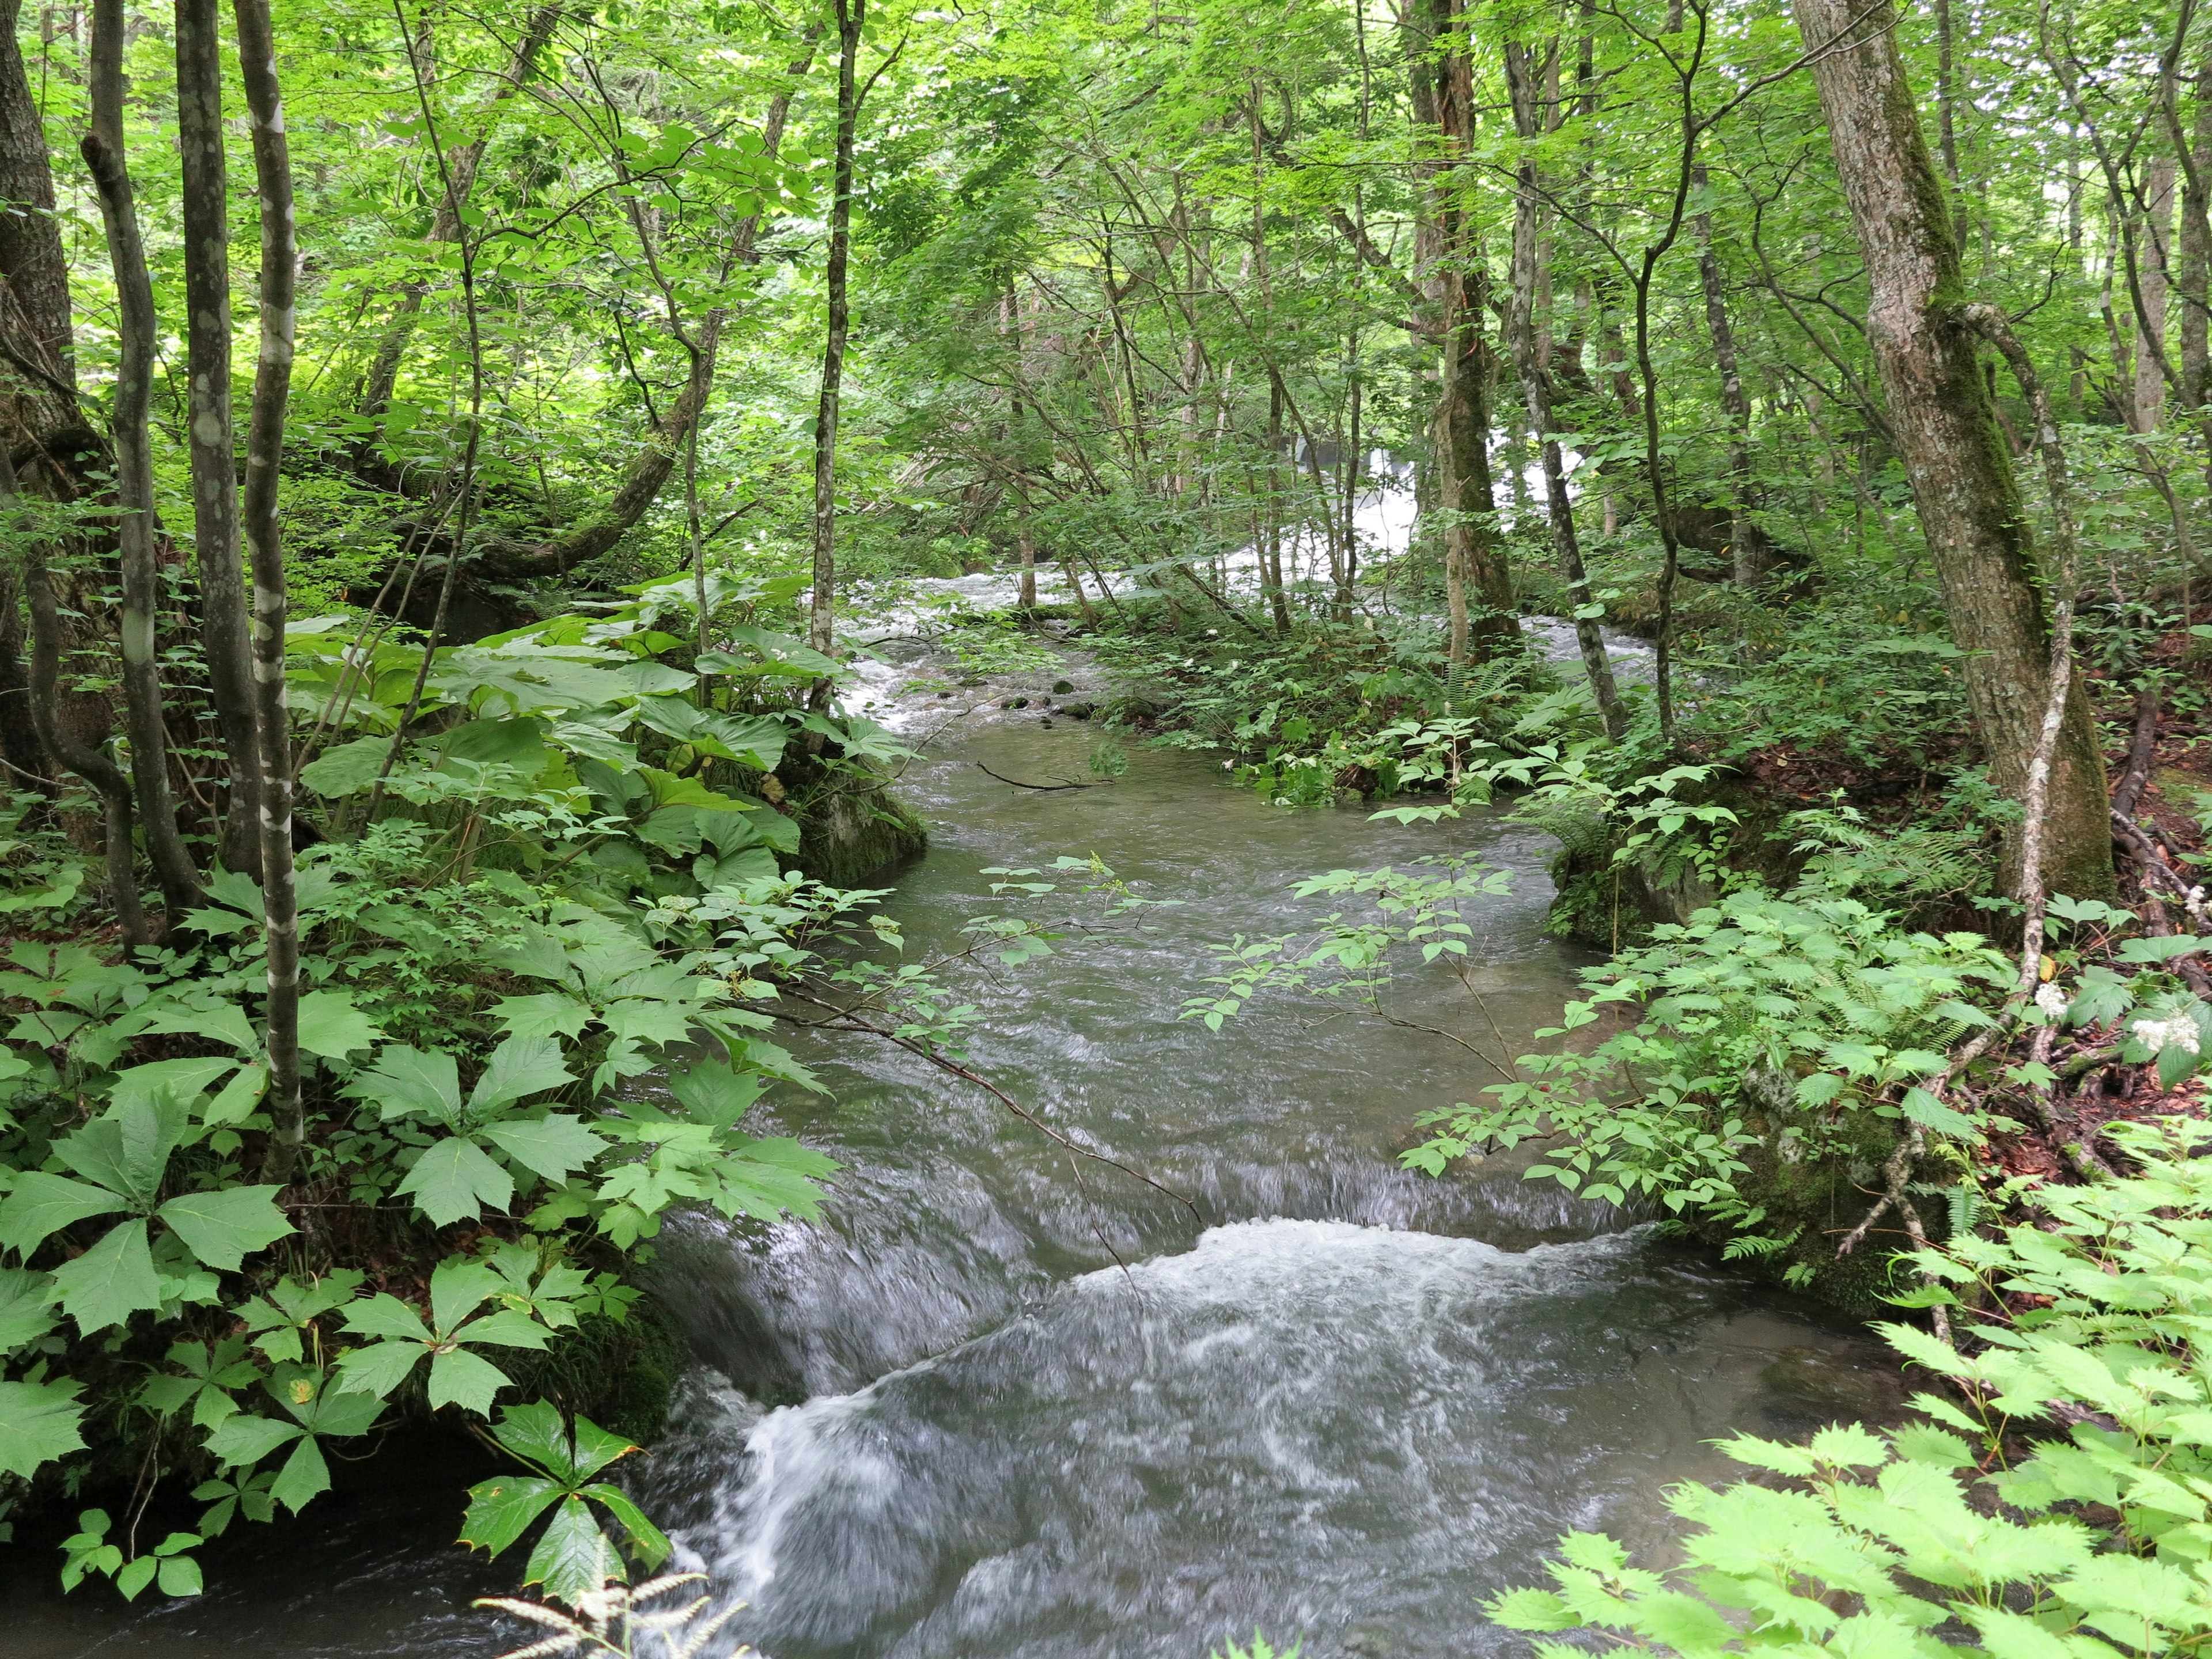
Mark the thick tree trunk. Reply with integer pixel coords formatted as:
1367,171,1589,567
82,0,202,919
175,0,259,877
1790,0,2113,903
809,0,862,666
1426,0,1517,662
0,0,80,452
234,0,302,1179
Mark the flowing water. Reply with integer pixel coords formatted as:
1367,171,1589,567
3,653,1897,1659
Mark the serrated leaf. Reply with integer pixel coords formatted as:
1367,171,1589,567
268,1433,331,1513
296,990,385,1060
0,1266,56,1353
0,1375,85,1478
0,1172,124,1259
203,1412,303,1467
483,1115,605,1184
349,1044,464,1126
429,1257,504,1332
332,1339,425,1402
397,1138,514,1227
48,1218,161,1334
468,1035,574,1116
156,1186,294,1271
459,1472,564,1556
491,993,593,1044
202,1062,269,1127
427,1346,512,1415
523,1495,618,1605
579,1482,669,1566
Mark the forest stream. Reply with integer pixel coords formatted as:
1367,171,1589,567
3,662,1902,1659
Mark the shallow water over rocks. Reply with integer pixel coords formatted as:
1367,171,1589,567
5,674,1894,1659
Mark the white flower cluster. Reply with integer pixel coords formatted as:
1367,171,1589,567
2034,982,2069,1019
2131,1009,2203,1058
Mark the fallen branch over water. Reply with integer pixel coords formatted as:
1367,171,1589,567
976,763,1096,791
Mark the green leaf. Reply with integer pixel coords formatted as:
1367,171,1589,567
397,1138,515,1226
491,993,593,1044
299,734,393,798
523,1494,619,1605
469,1035,575,1116
202,1062,269,1127
427,1346,512,1416
350,1044,464,1125
268,1433,332,1513
0,1266,57,1353
0,1374,85,1478
156,1186,295,1271
332,1339,424,1402
55,1093,188,1207
428,1256,504,1332
48,1218,161,1334
109,1058,240,1117
458,1472,565,1557
296,990,385,1060
115,1555,157,1600
156,1553,204,1598
579,1482,669,1566
0,1171,125,1257
668,1059,765,1130
202,1412,303,1468
482,1115,605,1185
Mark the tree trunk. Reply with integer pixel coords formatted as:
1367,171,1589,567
0,0,81,453
2179,60,2211,456
1505,43,1622,736
175,0,259,877
1692,161,1762,587
1427,0,1517,662
234,0,302,1179
809,0,862,666
1790,0,2113,903
82,0,202,919
2138,151,2177,433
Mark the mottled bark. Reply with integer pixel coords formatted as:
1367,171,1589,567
1427,0,1517,661
1791,0,2112,903
234,0,301,1177
2137,152,2176,432
0,0,78,451
82,0,200,918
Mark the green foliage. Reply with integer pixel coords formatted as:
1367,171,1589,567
460,1401,670,1607
1410,892,2012,1234
1486,1122,2212,1659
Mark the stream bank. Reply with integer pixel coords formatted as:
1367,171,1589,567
3,650,1901,1659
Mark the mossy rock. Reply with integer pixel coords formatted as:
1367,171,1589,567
504,1292,689,1445
776,748,929,887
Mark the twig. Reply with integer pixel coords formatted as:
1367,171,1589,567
976,763,1096,792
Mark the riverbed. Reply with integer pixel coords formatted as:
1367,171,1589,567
3,661,1896,1659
